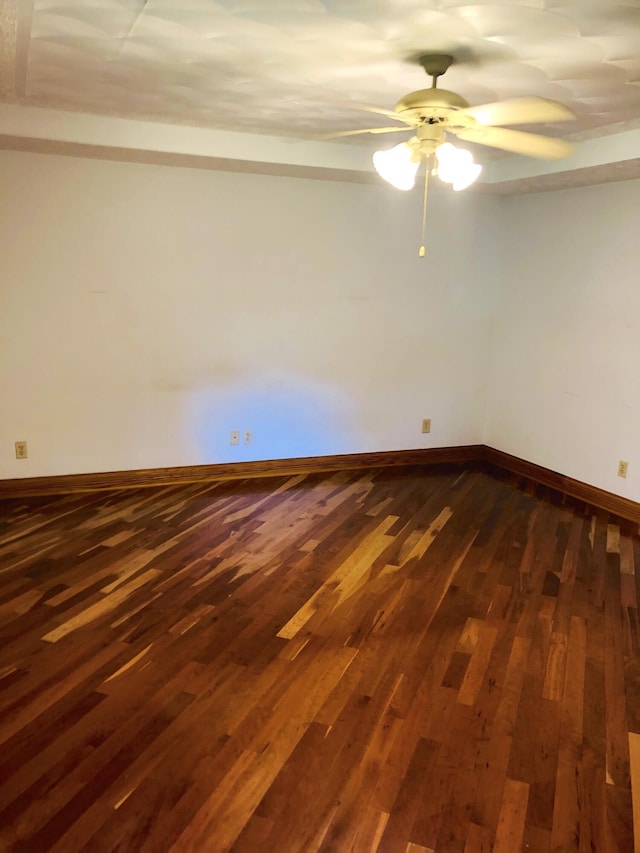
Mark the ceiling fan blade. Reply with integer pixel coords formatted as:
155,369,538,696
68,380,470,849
319,126,413,140
351,103,419,125
455,126,573,159
459,97,574,127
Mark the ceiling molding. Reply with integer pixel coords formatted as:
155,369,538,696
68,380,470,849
0,103,374,175
1,102,638,194
480,125,640,192
479,158,640,195
0,132,378,185
1,2,639,194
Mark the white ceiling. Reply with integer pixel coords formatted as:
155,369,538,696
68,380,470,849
1,0,640,190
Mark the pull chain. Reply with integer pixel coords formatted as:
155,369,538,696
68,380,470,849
418,161,430,258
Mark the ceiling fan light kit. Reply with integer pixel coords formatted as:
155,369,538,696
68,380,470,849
372,143,420,191
371,137,482,194
436,144,483,192
331,54,576,256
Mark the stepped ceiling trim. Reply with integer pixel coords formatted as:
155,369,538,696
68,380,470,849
1,2,640,191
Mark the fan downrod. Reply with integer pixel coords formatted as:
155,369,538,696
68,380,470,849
418,54,454,85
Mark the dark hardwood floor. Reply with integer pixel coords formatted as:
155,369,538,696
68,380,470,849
0,464,638,852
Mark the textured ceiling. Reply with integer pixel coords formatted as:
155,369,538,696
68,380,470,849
1,0,640,194
5,1,640,139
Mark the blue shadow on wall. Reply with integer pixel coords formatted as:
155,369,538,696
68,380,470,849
188,371,358,463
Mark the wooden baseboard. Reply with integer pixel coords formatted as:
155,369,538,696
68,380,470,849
2,444,638,526
482,446,640,526
0,445,481,499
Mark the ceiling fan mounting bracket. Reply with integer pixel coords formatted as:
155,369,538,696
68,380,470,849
418,54,454,81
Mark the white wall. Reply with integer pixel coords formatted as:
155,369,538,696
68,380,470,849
485,178,640,501
0,150,498,478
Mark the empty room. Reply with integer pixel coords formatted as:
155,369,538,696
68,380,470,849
1,2,640,851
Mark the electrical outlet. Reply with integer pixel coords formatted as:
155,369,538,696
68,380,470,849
243,430,252,445
15,441,28,459
618,460,628,478
230,430,240,446
421,419,431,434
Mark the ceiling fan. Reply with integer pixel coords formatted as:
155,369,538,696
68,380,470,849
325,54,575,255
330,53,574,158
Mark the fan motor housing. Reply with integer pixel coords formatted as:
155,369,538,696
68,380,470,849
395,87,470,121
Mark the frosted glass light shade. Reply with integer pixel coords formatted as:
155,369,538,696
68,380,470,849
372,143,419,191
450,161,482,191
436,142,482,191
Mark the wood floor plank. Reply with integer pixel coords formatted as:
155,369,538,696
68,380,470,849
628,732,640,853
493,778,530,853
0,464,638,851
